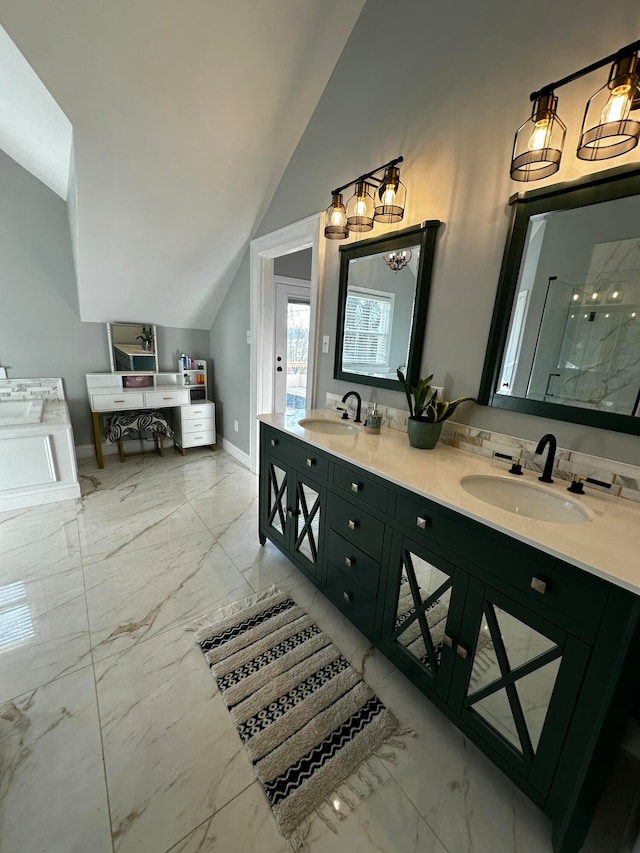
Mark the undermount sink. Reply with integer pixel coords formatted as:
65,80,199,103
0,399,44,426
460,474,592,525
297,417,360,435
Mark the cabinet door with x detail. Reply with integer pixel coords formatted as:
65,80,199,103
289,469,325,578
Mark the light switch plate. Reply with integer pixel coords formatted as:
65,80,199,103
322,335,330,353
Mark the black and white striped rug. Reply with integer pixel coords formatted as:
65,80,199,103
195,588,404,848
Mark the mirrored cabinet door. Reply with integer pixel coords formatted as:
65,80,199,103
265,459,288,548
388,536,467,698
450,581,590,794
292,474,322,574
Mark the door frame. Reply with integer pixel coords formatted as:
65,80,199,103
249,213,325,473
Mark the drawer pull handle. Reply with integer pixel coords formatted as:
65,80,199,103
442,634,454,648
306,458,315,467
193,424,203,427
416,516,429,529
343,592,353,603
271,439,279,447
344,557,353,568
530,577,547,594
348,519,357,531
351,482,360,493
162,396,173,400
114,399,125,403
456,645,468,660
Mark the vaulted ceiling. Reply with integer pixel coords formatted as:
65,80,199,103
0,1,365,329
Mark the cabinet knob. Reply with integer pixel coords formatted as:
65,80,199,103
348,519,357,531
344,557,353,568
351,482,360,493
271,438,278,447
343,592,353,603
442,634,454,648
306,458,315,467
456,645,468,660
287,508,299,518
416,516,430,529
530,577,547,595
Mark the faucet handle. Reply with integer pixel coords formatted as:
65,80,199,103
567,475,585,495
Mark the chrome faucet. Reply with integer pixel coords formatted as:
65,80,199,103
535,433,557,483
341,391,362,423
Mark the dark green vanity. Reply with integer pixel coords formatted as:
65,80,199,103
258,418,640,853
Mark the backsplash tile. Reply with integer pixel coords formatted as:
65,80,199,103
0,378,64,401
324,392,640,504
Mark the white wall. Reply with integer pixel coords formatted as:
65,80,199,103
211,0,640,463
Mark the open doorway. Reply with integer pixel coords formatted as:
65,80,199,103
249,213,325,473
274,275,311,413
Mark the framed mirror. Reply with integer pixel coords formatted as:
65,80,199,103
334,220,441,390
479,164,640,435
107,322,158,373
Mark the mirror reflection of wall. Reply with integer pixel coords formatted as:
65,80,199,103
107,322,158,372
497,195,640,418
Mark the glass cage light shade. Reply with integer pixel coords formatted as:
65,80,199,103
577,54,640,161
374,165,407,223
511,93,566,182
346,181,375,232
324,192,349,240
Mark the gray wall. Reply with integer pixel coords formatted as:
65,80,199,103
0,151,210,446
274,248,312,280
210,0,640,464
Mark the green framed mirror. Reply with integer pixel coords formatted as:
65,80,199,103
334,220,441,391
479,164,640,435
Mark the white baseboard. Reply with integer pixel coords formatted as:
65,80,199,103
221,437,251,469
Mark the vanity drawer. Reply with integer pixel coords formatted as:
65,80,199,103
327,494,384,558
286,440,329,481
91,392,144,411
326,529,381,598
144,389,190,407
332,462,389,513
324,562,376,639
394,493,455,546
263,427,292,460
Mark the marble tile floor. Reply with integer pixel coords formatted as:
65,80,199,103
0,447,636,853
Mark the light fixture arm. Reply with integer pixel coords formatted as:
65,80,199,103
530,39,640,101
331,156,404,196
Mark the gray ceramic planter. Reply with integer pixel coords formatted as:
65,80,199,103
407,418,442,449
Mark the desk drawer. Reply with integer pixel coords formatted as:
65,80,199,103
287,441,329,481
333,462,388,512
326,529,381,597
180,430,215,448
144,389,190,407
181,403,214,422
328,494,384,558
92,392,144,411
181,416,215,436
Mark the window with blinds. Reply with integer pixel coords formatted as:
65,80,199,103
343,286,395,368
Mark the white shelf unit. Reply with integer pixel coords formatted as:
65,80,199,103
178,358,208,402
174,358,216,452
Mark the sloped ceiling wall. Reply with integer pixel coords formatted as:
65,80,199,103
0,0,365,329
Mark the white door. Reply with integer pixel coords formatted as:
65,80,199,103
274,278,311,412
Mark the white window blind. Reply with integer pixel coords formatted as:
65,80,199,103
343,287,395,367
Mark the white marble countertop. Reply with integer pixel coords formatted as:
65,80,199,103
260,409,640,596
0,399,72,429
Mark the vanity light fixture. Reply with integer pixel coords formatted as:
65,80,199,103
346,181,375,232
511,39,640,181
324,192,349,240
383,248,412,272
324,156,406,240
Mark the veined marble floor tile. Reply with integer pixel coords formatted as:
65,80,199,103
0,668,112,853
77,491,210,559
192,477,258,530
374,668,553,853
0,500,81,584
240,539,310,593
0,568,92,703
95,622,256,853
85,530,252,661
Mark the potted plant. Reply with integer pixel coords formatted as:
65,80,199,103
397,369,474,449
136,326,154,351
